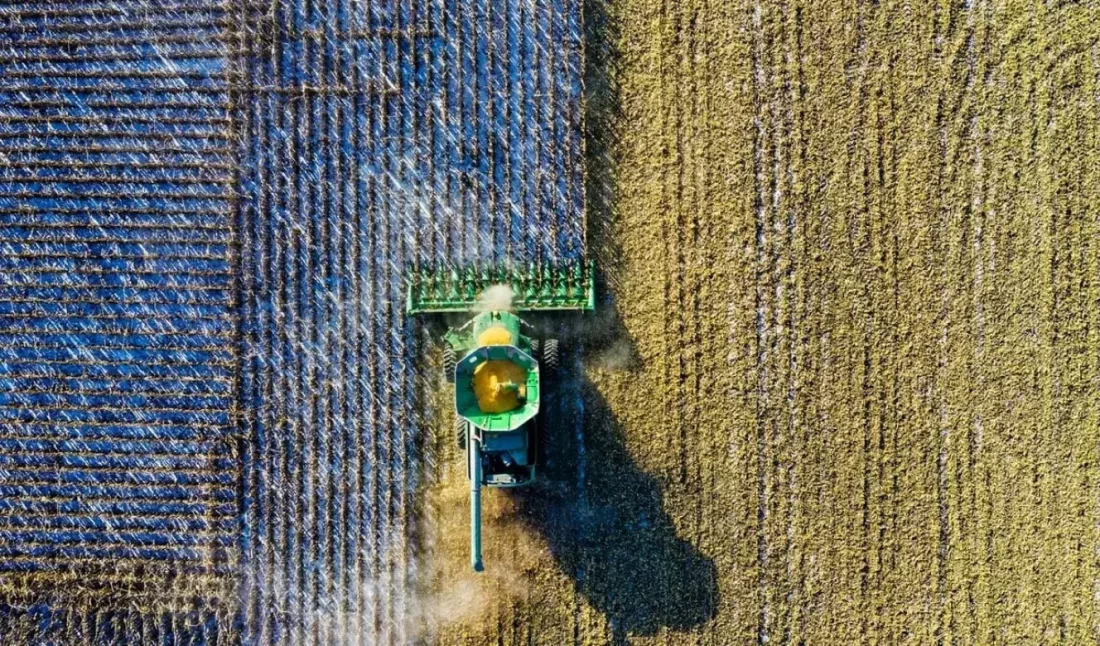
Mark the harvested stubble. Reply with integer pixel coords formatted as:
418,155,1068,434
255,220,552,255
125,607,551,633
423,1,1100,644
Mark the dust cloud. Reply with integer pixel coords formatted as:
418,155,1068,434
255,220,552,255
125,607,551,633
476,284,515,312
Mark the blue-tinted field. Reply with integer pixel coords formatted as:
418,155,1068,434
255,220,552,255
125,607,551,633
0,0,584,643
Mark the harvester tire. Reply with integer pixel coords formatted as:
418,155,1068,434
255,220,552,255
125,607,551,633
455,416,467,448
542,338,560,373
442,344,456,384
529,339,540,359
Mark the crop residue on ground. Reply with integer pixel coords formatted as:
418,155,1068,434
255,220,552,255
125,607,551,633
423,1,1100,644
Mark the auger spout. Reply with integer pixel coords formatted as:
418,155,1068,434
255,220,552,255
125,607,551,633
468,429,484,572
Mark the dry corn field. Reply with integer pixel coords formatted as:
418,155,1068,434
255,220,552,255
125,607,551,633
421,1,1100,644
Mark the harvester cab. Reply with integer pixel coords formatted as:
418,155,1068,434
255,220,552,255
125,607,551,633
407,263,593,571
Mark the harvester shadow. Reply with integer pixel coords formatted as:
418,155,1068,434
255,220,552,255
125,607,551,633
512,315,718,641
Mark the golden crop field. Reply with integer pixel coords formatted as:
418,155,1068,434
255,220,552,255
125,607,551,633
420,1,1100,644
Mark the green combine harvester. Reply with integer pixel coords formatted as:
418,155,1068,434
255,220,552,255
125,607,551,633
408,263,594,571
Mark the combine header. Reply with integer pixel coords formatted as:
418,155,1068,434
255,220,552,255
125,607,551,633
408,262,593,571
407,262,594,314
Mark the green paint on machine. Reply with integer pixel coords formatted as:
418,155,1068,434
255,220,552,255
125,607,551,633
409,269,586,572
406,262,595,314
